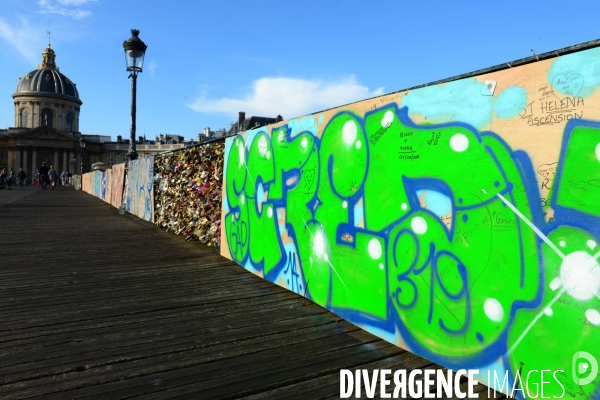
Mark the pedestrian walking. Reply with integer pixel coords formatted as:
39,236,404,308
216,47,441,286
0,168,7,190
34,170,40,186
7,168,14,189
48,165,58,190
39,163,50,189
17,168,27,188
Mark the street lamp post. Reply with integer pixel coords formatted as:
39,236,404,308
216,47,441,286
123,29,147,161
79,137,85,174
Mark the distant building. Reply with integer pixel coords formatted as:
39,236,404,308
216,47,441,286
197,127,227,142
0,44,83,175
194,112,283,144
100,134,188,166
0,45,188,176
226,112,283,136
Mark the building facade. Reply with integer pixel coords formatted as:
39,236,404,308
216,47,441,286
0,44,83,176
0,45,187,179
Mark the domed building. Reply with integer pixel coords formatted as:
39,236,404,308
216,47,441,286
0,44,209,180
14,44,82,132
0,44,84,176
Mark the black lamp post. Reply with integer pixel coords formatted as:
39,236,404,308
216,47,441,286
123,29,147,161
79,137,85,173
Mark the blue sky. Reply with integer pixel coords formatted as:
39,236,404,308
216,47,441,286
1,0,599,141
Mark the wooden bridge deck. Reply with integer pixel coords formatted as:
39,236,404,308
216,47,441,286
0,186,499,399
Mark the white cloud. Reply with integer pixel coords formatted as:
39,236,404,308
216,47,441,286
0,17,42,63
38,0,95,19
188,76,385,120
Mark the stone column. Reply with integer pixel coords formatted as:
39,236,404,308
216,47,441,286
63,150,67,174
68,151,74,173
32,148,37,173
76,152,81,174
54,149,59,170
7,148,13,169
16,147,21,169
23,148,28,180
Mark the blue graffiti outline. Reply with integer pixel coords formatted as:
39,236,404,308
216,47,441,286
223,103,553,370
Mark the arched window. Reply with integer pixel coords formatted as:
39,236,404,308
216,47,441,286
65,113,73,131
20,109,28,128
41,108,53,127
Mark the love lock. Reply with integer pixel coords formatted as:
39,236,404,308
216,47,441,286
154,142,224,246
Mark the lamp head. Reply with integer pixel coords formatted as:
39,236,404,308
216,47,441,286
123,29,147,73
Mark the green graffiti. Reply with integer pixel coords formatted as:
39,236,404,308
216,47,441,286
223,104,600,400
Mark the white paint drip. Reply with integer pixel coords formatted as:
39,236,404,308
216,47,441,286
356,140,362,149
401,203,408,211
544,307,553,316
411,217,427,235
560,251,600,301
368,239,382,260
267,151,271,160
588,240,597,250
550,277,562,291
314,231,325,257
450,133,469,152
267,207,273,218
241,195,245,205
595,143,600,161
379,263,384,270
342,201,348,209
586,309,600,325
559,240,566,248
382,110,394,127
342,120,357,145
484,298,504,322
238,142,245,164
301,137,308,148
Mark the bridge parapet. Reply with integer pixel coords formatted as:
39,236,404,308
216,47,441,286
78,41,600,399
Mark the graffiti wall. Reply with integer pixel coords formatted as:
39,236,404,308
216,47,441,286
124,156,154,223
81,172,91,194
110,163,125,208
221,46,600,398
89,170,110,202
154,142,224,247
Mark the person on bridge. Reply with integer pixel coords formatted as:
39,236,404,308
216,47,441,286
0,168,7,190
7,168,14,189
17,168,27,188
39,163,50,190
48,166,58,190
